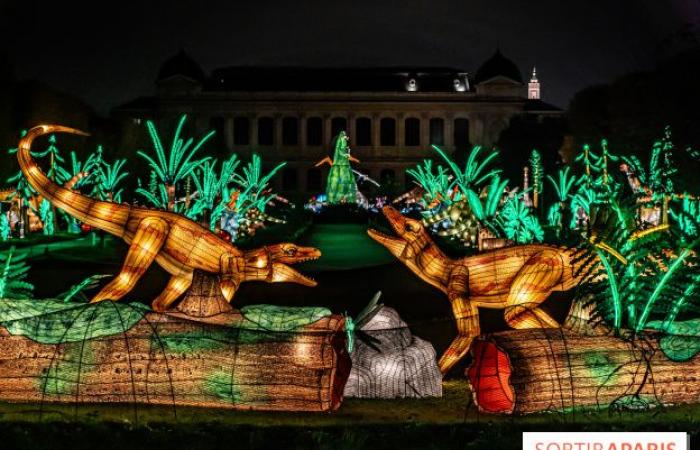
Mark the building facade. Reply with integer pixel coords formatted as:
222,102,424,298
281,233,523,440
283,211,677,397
112,49,561,194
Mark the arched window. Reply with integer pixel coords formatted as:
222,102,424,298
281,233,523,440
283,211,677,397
405,117,420,146
380,118,396,146
307,169,322,192
233,117,250,145
282,117,298,146
282,168,298,191
331,117,347,141
429,118,444,146
454,118,470,149
257,116,274,146
355,117,372,146
306,117,322,146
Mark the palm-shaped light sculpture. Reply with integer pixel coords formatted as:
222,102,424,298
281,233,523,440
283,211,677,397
137,114,213,211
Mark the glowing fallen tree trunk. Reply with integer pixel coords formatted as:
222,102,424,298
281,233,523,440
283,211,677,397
466,328,700,414
0,300,350,412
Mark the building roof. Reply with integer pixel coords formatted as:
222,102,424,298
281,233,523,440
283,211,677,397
208,66,471,92
473,49,523,84
157,49,206,83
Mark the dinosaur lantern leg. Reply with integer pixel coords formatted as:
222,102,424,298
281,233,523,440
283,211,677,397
438,296,479,374
151,271,194,312
503,250,562,330
91,218,168,303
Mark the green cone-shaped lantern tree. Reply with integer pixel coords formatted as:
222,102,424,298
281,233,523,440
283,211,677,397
322,131,358,204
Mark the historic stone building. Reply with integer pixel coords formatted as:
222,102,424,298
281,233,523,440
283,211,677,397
112,49,561,194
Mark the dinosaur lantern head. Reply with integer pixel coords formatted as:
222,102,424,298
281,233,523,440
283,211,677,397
239,244,319,288
368,206,434,261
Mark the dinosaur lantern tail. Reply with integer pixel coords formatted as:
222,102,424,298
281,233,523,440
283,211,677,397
17,125,129,237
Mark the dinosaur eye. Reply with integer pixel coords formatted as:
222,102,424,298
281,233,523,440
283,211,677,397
285,248,296,256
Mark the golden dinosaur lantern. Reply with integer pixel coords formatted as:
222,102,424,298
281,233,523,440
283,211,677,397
368,206,584,374
17,125,321,311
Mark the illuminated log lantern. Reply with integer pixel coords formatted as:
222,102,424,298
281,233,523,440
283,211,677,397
467,326,700,414
0,299,350,412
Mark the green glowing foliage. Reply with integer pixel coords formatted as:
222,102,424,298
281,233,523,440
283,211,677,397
547,167,579,229
137,114,213,210
465,175,508,234
593,139,619,192
496,192,543,243
529,149,543,207
325,132,358,204
87,146,129,203
32,135,70,183
231,153,285,214
576,195,700,335
433,144,501,194
406,159,451,208
39,199,54,235
190,155,240,230
0,247,34,299
0,214,9,241
670,196,700,237
574,144,599,187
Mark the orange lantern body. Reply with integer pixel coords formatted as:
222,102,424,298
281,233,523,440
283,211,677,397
369,206,585,374
16,125,320,311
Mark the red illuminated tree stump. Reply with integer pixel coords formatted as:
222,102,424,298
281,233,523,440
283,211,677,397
466,328,700,414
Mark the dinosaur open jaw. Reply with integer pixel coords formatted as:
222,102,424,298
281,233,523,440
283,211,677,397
367,227,406,256
276,248,322,265
270,262,318,287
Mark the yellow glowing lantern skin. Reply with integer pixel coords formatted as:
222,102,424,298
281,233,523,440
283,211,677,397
17,125,321,311
369,206,584,375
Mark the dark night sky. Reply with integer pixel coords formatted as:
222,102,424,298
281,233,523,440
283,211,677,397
1,0,698,114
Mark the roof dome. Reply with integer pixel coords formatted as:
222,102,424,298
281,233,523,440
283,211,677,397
157,49,206,83
474,49,523,84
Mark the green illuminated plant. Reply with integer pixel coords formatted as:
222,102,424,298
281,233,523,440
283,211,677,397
547,166,577,229
0,214,9,241
432,144,500,195
406,159,452,207
137,115,213,211
0,247,34,299
496,191,543,243
529,149,543,208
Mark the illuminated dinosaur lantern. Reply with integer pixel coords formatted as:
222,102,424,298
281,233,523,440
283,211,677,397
368,206,583,374
17,125,320,311
315,131,360,204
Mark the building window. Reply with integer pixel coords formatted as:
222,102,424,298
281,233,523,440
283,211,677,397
380,118,396,146
307,169,322,192
355,117,372,146
257,116,274,146
429,118,444,146
233,117,250,145
282,168,298,191
405,118,420,146
306,117,322,146
331,117,347,141
282,117,298,146
454,118,470,149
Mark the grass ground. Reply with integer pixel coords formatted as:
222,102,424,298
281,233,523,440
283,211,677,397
0,380,698,449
